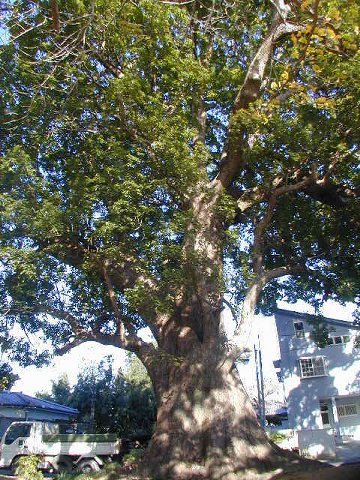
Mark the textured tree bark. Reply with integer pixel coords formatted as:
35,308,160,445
141,345,289,480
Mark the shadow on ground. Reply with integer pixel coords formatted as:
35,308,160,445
272,463,360,480
88,462,360,480
1,462,360,480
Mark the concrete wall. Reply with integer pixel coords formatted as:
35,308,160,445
337,395,360,439
297,429,336,459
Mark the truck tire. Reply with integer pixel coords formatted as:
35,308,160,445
51,455,73,472
10,455,24,474
77,458,101,473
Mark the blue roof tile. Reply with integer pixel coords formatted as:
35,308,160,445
0,391,78,415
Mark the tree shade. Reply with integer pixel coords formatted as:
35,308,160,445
0,1,359,478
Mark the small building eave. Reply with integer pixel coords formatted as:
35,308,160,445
0,391,78,416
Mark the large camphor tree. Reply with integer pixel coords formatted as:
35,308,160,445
0,0,359,478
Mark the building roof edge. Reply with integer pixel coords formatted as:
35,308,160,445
275,308,360,331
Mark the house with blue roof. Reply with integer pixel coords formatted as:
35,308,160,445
0,391,78,437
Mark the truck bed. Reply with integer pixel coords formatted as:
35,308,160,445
40,433,120,456
42,433,118,443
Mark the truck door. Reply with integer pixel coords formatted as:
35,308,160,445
0,423,32,467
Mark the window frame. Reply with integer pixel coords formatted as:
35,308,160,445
327,335,351,346
337,404,358,417
320,402,330,426
293,321,305,338
299,356,327,378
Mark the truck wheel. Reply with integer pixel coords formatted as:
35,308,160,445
51,455,73,472
10,455,24,474
77,458,101,473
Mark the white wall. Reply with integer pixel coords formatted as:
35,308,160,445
275,311,360,432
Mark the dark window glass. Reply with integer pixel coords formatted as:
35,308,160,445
4,424,31,445
320,402,330,425
294,321,305,338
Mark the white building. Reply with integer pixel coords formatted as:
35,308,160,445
274,309,360,456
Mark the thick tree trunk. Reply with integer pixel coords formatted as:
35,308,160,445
141,346,290,480
135,194,295,479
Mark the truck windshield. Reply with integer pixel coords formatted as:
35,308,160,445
4,424,31,445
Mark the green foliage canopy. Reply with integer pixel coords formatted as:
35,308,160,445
0,0,359,364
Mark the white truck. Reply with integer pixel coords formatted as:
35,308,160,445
0,421,129,473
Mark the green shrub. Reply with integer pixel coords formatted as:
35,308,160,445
56,472,92,480
14,455,44,480
267,431,287,443
122,447,146,465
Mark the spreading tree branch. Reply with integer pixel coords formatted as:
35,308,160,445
1,301,151,357
101,259,125,342
41,235,141,292
252,176,314,273
212,4,302,191
226,261,307,366
50,0,60,33
303,179,360,208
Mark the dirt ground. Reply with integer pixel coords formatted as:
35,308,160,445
276,463,360,480
1,463,359,480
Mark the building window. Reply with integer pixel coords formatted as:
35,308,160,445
327,335,351,345
320,402,330,426
337,404,357,417
299,357,327,378
294,321,305,338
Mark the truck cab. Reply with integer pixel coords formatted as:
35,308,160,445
0,422,36,468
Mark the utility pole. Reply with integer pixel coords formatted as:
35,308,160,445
254,336,266,427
